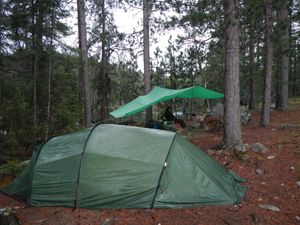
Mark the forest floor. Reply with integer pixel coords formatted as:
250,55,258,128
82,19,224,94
1,101,300,225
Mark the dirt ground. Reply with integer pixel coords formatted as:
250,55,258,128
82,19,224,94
1,104,300,225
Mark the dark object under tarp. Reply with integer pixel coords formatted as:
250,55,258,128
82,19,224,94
163,106,186,128
0,124,246,209
110,86,224,118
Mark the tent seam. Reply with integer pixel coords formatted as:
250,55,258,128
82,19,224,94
28,137,54,206
74,123,102,208
150,133,177,209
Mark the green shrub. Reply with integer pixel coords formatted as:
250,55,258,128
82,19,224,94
0,159,25,177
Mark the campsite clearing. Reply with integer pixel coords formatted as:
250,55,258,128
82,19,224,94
1,104,300,225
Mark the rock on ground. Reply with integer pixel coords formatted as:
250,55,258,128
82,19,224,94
251,143,269,154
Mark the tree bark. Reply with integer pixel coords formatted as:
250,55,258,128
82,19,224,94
31,0,36,134
221,0,243,151
33,0,44,139
248,17,256,110
99,0,109,121
33,51,38,131
45,9,54,140
45,54,52,140
292,46,297,96
276,0,289,110
143,0,152,126
288,0,294,97
261,0,273,127
77,0,92,128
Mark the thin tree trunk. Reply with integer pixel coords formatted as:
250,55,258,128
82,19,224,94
45,9,55,140
261,0,273,127
77,0,91,128
221,0,243,151
275,50,280,108
275,17,280,108
143,0,152,126
45,55,52,140
33,52,38,131
31,0,37,137
288,0,294,97
248,17,256,110
77,47,83,125
204,82,211,111
293,46,297,96
99,0,108,121
32,0,44,138
276,0,289,110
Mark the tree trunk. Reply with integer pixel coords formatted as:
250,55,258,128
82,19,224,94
31,0,37,137
45,55,52,140
275,50,280,108
99,0,109,121
221,0,243,151
31,0,44,139
33,52,38,132
292,46,297,96
248,17,256,110
261,0,273,127
45,10,54,140
143,0,152,126
77,0,91,128
288,0,294,97
276,0,289,110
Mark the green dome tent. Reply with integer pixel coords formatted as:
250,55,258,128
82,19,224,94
1,124,246,208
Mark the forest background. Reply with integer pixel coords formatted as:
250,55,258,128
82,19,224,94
0,0,299,159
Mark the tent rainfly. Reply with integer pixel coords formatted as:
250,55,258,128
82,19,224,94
110,86,224,118
0,124,246,209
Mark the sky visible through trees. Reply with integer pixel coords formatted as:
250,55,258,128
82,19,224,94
63,1,185,71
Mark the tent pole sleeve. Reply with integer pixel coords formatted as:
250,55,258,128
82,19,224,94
150,134,177,209
74,123,102,208
28,137,53,206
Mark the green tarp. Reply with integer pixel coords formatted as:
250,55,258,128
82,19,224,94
1,124,246,208
110,86,224,118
